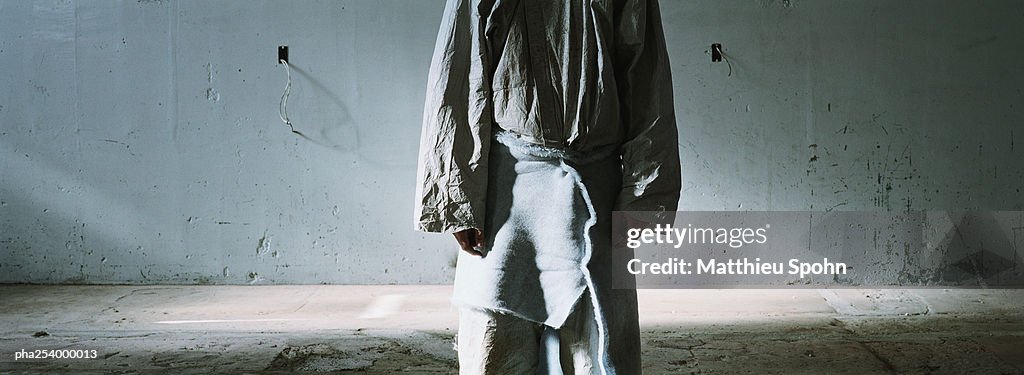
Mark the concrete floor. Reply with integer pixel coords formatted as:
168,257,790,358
0,286,1022,374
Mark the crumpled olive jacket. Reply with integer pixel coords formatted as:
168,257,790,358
414,0,680,234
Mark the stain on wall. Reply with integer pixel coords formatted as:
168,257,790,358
0,0,1022,284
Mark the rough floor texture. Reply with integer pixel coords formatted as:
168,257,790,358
0,286,1021,374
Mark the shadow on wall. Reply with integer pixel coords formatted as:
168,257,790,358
0,181,148,284
0,138,225,284
932,212,1022,284
276,63,360,153
0,185,252,284
806,211,1024,286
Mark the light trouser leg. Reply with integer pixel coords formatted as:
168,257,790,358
555,292,600,374
556,289,642,375
540,326,562,374
457,306,545,375
456,289,639,375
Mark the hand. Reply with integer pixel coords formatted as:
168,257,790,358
453,228,485,257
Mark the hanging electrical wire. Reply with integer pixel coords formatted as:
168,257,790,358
278,59,309,138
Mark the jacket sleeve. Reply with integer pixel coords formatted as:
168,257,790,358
613,0,681,214
413,0,493,234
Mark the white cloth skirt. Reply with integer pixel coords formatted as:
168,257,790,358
452,131,641,374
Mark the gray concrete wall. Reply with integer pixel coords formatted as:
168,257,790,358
1,0,1021,284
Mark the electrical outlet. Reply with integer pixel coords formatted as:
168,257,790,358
711,43,722,62
278,45,288,64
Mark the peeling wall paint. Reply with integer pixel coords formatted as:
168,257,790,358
0,0,1022,284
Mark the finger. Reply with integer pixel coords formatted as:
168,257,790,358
453,233,471,251
474,229,486,248
454,233,482,256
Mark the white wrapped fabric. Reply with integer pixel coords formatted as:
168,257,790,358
452,131,640,374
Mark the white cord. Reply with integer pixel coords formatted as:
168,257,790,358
714,44,733,77
278,59,305,137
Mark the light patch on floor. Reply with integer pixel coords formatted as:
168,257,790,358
0,286,1021,374
358,294,408,320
